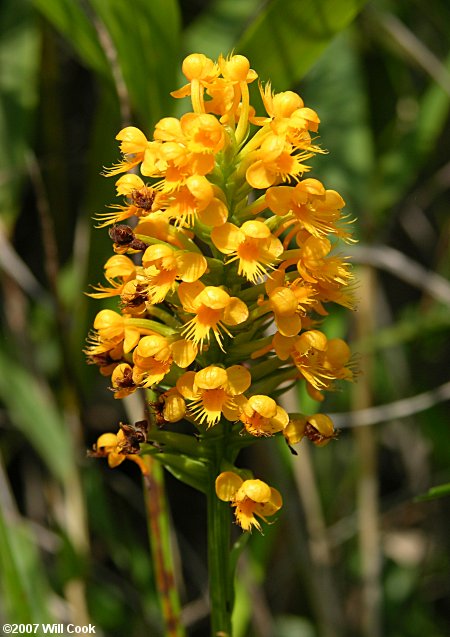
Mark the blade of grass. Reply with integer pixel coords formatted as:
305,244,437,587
0,349,74,485
88,0,181,126
0,454,54,624
0,0,39,228
32,0,110,77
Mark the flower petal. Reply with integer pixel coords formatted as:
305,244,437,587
195,366,228,390
241,220,271,239
222,297,248,325
176,252,208,282
197,197,229,227
211,223,243,253
171,338,197,368
178,280,205,312
248,395,277,418
215,471,243,502
123,327,141,353
239,479,271,503
226,365,251,395
197,286,230,310
275,314,302,338
254,487,283,516
176,371,197,399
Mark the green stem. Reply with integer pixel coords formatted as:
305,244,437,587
145,305,182,329
142,390,185,636
203,421,236,637
126,317,177,336
207,474,233,637
142,456,185,637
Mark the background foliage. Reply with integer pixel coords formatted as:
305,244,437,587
1,0,449,636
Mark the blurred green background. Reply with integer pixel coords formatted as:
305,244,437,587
1,0,449,636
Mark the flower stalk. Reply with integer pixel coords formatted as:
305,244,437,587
205,422,235,636
207,478,233,637
142,455,185,637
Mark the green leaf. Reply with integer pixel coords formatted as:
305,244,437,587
0,0,40,227
32,0,110,77
375,51,450,214
237,0,368,88
88,0,181,126
415,482,450,502
0,505,53,623
154,452,209,493
0,350,74,484
300,30,374,225
183,0,262,60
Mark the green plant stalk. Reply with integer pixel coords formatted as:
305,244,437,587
207,472,233,637
142,454,185,637
205,422,236,637
143,388,185,636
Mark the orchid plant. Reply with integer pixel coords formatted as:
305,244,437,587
86,53,355,637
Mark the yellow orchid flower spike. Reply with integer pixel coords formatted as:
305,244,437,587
86,52,357,634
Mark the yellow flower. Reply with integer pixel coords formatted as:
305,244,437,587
266,178,352,244
203,77,237,122
88,255,137,298
176,364,251,426
245,133,313,189
254,83,305,123
215,471,282,531
178,281,248,350
237,394,289,436
142,243,207,303
132,334,197,389
160,388,186,423
274,329,353,396
111,362,136,399
94,431,128,468
131,334,173,388
119,280,149,315
92,428,148,474
265,269,317,337
218,53,257,85
284,414,337,447
162,176,228,228
142,113,225,188
211,220,284,283
135,214,191,251
85,310,144,364
95,174,162,227
295,236,353,287
218,54,257,140
103,127,150,176
170,53,221,112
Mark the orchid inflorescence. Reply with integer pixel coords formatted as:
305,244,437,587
86,53,355,532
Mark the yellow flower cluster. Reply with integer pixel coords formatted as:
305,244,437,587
86,53,355,531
